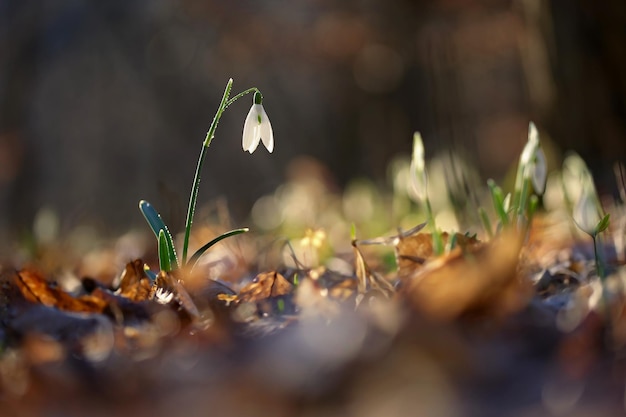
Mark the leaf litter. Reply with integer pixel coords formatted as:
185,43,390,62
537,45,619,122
0,214,624,417
2,158,626,416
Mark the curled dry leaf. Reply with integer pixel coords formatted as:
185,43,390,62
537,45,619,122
238,272,293,302
400,231,531,320
395,232,480,279
237,271,294,317
150,271,200,322
353,243,395,298
15,269,107,314
118,259,152,302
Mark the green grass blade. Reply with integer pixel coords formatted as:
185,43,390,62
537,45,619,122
446,232,458,254
158,230,172,272
487,179,509,227
139,200,179,269
188,227,249,270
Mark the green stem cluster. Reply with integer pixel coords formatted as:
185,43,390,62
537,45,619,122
182,80,259,265
140,78,259,274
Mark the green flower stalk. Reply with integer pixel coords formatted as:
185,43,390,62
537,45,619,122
573,172,611,318
513,122,546,228
139,79,273,273
481,122,545,238
410,132,444,256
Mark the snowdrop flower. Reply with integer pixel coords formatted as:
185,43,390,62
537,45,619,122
242,92,274,153
520,122,539,166
409,132,428,201
531,147,547,194
574,192,600,235
573,179,609,236
519,122,546,194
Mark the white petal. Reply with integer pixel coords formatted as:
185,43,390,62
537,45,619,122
260,107,274,153
412,132,425,172
247,123,262,153
532,147,547,194
409,160,428,202
574,193,600,235
242,105,262,153
503,193,511,212
521,122,539,165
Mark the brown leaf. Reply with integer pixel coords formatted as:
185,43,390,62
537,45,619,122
400,231,531,320
15,269,107,314
395,232,480,279
150,271,200,322
238,272,293,303
118,259,152,302
353,243,394,297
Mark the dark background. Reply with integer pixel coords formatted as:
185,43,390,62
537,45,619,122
0,0,625,242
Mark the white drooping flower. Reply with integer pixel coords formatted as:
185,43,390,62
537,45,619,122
531,147,547,194
519,122,547,195
520,122,539,166
409,132,428,201
242,92,274,153
574,190,601,236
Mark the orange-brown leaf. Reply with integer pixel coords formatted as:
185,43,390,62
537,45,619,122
400,231,531,320
395,232,480,279
118,259,152,302
15,269,107,314
239,272,293,303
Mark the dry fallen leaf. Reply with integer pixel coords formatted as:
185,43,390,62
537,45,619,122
395,232,480,279
15,269,107,314
353,243,395,298
118,259,152,302
238,272,293,303
400,231,531,320
150,271,200,322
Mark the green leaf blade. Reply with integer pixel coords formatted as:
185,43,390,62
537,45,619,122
139,200,179,270
596,213,611,234
158,230,172,272
487,179,509,226
188,227,249,270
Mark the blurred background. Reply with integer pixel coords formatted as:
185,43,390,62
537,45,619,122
0,0,625,245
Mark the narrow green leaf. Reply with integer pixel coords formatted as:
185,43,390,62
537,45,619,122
446,232,458,253
596,213,611,234
487,179,509,226
158,230,172,272
432,229,444,256
516,177,531,224
139,200,179,269
188,228,249,271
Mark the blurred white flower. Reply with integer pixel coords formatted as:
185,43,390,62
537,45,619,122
520,122,539,166
409,132,428,201
573,180,606,236
242,92,274,153
519,122,546,195
531,147,547,194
